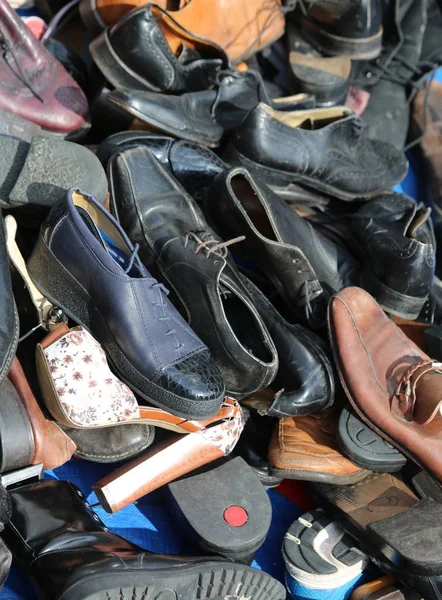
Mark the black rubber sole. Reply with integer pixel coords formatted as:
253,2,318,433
269,465,369,485
301,18,383,60
289,67,349,108
222,143,395,202
59,563,286,600
360,267,429,320
27,235,223,420
165,457,272,564
337,405,407,473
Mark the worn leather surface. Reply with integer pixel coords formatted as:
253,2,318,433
97,132,226,203
329,287,442,483
103,4,228,92
94,0,284,62
268,409,365,479
240,275,335,417
2,480,227,599
109,70,272,147
351,193,435,297
8,357,76,470
108,146,278,398
35,189,224,413
0,0,88,134
0,212,18,386
304,0,382,38
207,167,360,327
60,422,155,463
229,104,408,197
110,88,223,146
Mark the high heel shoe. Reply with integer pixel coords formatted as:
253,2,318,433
37,323,236,433
93,401,244,513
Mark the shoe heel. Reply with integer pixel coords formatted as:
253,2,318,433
93,432,225,513
90,30,155,91
361,267,428,320
28,235,95,332
94,404,244,512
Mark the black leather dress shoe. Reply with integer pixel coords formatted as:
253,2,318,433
300,0,383,59
2,479,286,600
108,146,278,400
240,275,335,417
224,103,408,201
0,212,18,386
28,189,224,419
97,132,226,203
205,167,359,328
90,3,228,93
107,70,313,148
60,423,156,463
352,193,436,319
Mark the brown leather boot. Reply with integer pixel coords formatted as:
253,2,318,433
268,409,368,484
81,0,285,63
2,357,76,472
0,0,89,139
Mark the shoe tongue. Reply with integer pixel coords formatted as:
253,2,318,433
213,72,264,133
76,206,106,250
176,42,202,64
76,206,135,273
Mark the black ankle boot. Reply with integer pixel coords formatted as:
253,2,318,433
352,0,436,150
2,479,285,600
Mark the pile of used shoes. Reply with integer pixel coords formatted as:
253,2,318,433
1,0,442,598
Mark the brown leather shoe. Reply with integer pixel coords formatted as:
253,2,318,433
329,286,442,484
268,409,368,484
6,357,76,471
81,0,285,63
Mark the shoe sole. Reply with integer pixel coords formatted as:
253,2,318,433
301,19,383,60
59,563,286,600
268,465,369,485
337,406,407,473
27,234,224,420
107,94,221,148
360,266,429,320
222,143,406,202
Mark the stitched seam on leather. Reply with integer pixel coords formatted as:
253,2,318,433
0,302,18,384
75,427,154,459
334,297,387,394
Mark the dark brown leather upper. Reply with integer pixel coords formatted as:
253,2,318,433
329,287,442,482
8,357,76,470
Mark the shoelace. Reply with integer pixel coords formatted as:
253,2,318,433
123,243,181,347
297,279,328,328
183,231,245,259
235,0,298,63
0,29,44,102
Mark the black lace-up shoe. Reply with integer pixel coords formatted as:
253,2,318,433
108,145,278,400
